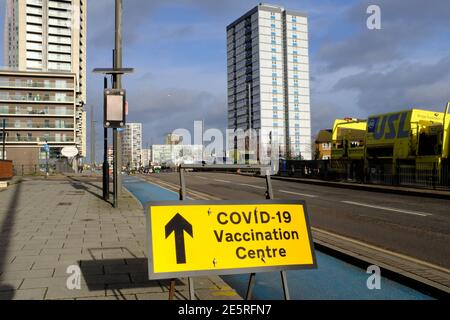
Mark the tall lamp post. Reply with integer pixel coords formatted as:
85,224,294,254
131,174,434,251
93,0,133,208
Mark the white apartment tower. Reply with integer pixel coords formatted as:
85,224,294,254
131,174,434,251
121,123,142,170
3,0,87,158
227,3,312,160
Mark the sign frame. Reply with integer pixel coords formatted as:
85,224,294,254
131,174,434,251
104,88,126,128
144,199,317,280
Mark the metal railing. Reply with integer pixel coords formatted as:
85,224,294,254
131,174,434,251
0,80,74,89
278,160,450,191
0,94,74,102
0,109,73,116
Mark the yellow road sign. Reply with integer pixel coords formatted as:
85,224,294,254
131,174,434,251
145,200,316,280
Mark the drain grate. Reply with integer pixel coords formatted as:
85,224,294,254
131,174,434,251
58,202,72,206
66,191,85,195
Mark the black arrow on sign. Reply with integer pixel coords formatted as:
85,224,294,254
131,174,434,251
165,213,193,264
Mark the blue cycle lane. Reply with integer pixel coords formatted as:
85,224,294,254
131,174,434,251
123,175,433,300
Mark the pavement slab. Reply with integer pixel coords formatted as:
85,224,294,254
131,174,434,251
0,176,242,300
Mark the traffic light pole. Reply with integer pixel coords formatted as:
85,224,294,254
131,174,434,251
112,0,123,208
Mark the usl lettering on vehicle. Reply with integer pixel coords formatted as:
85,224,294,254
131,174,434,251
368,112,409,140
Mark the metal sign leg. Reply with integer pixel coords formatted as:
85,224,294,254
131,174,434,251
281,271,290,300
188,277,195,300
169,279,176,300
245,273,256,300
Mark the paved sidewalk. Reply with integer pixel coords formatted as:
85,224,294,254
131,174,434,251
0,176,241,300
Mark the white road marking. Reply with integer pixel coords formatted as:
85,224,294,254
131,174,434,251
278,190,318,198
239,183,266,190
341,201,432,217
197,176,208,180
214,179,231,183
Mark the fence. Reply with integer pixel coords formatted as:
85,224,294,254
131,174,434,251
12,160,75,176
278,160,450,191
363,162,450,190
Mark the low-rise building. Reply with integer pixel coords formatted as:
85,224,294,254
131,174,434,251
315,129,332,160
0,70,80,173
152,144,203,167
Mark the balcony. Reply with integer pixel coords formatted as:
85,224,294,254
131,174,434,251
0,93,74,103
48,44,71,54
48,54,72,63
27,16,43,24
4,136,75,143
0,80,74,90
4,122,74,130
48,10,71,19
48,36,71,45
28,0,43,6
26,7,43,16
48,27,71,37
49,1,71,10
0,108,73,116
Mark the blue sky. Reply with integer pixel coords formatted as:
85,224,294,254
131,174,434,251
2,0,450,162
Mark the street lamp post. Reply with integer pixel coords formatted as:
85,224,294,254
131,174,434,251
93,0,133,208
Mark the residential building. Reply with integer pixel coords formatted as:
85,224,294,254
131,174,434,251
227,3,312,160
3,0,87,158
141,148,151,168
121,123,142,169
0,70,77,172
165,133,182,145
152,145,203,167
315,129,332,160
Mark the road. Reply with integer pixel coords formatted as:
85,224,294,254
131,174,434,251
138,172,450,269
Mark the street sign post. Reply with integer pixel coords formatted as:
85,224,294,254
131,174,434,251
144,200,316,280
